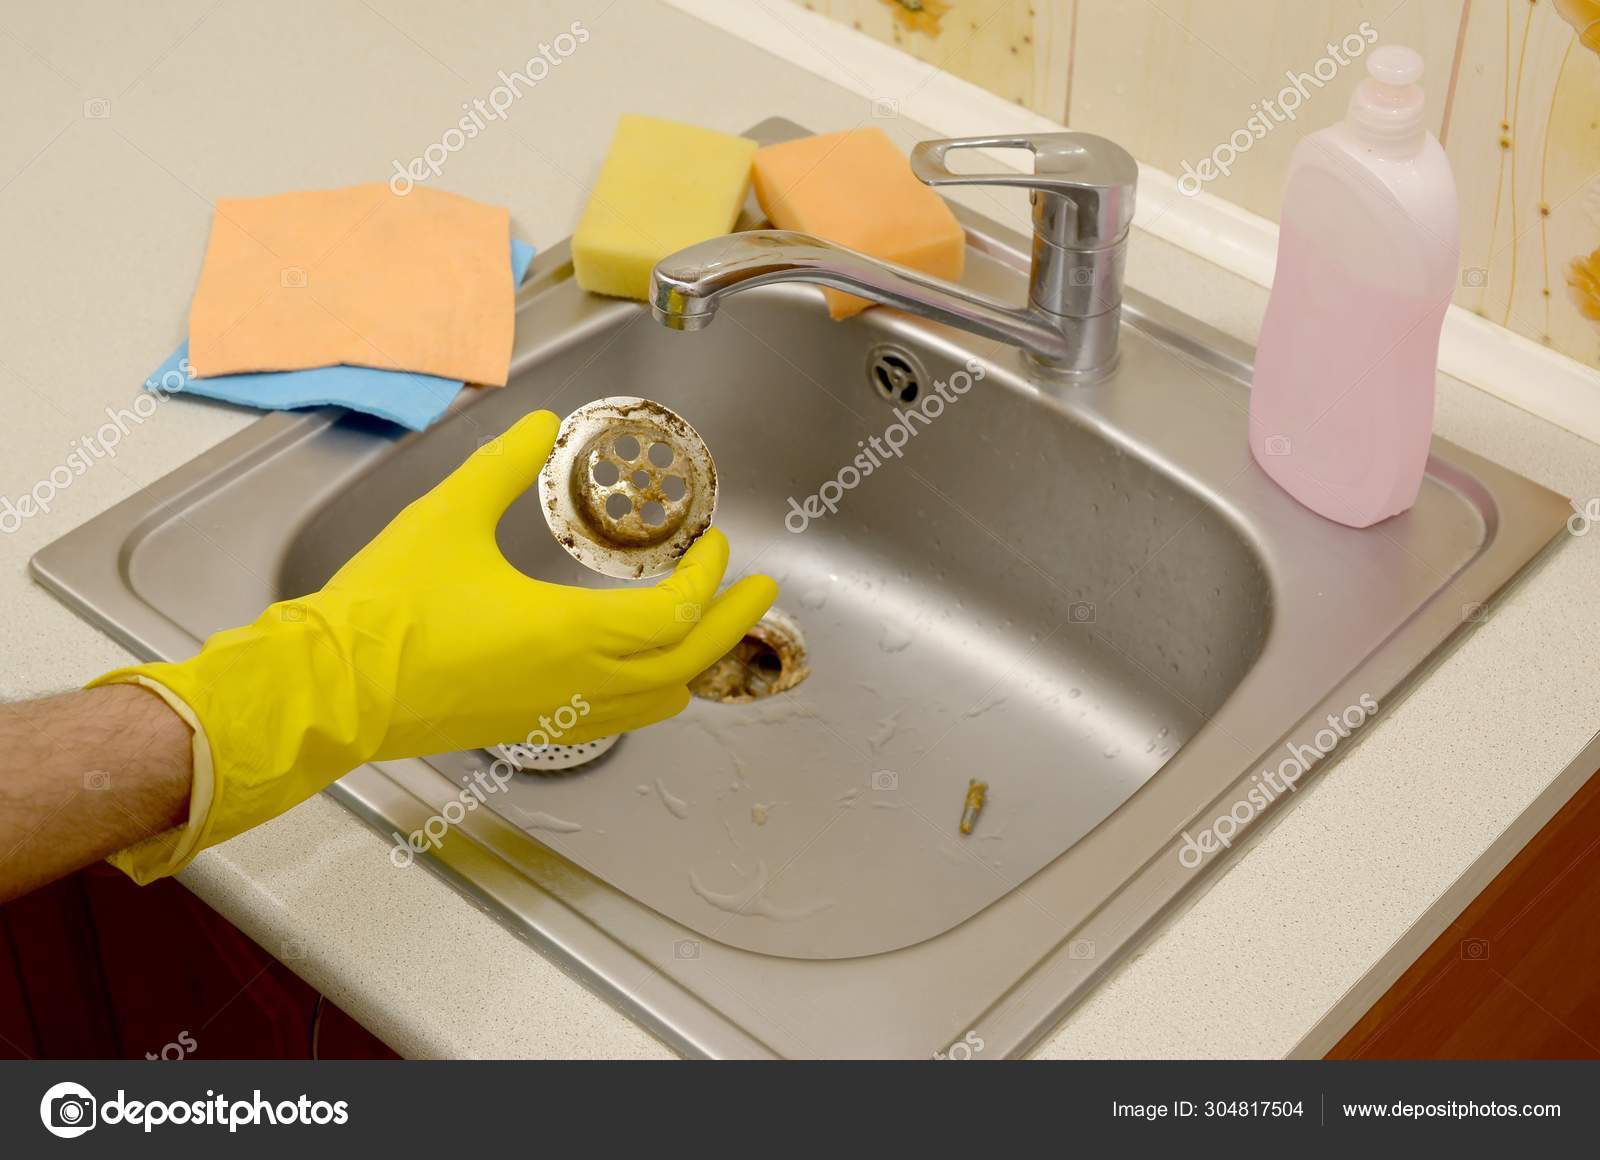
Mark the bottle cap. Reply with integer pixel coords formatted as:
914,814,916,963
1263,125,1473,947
1348,46,1427,154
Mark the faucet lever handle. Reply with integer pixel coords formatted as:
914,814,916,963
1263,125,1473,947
910,132,1137,249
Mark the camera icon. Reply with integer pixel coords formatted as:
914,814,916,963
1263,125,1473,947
1067,600,1096,624
83,98,111,119
280,266,308,288
279,602,306,622
1460,937,1490,961
1262,434,1292,456
1068,938,1096,960
675,601,701,623
870,769,898,791
673,939,700,960
870,96,899,118
1461,267,1488,288
40,1082,97,1138
1461,602,1489,624
51,1094,94,1129
1069,266,1094,286
83,770,111,791
279,937,307,961
476,435,504,455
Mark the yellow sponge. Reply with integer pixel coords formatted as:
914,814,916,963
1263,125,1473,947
572,115,757,301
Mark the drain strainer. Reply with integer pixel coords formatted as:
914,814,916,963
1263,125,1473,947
690,606,810,703
490,733,620,774
539,397,717,579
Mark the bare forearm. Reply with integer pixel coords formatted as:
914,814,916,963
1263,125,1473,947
0,685,193,900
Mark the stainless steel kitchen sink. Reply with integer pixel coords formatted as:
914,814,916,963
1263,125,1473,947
32,119,1570,1058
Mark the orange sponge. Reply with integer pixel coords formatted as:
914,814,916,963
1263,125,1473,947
752,128,965,320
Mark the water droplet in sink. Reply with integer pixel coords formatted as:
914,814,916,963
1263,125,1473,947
1102,743,1121,758
869,711,900,750
688,860,833,922
1068,687,1082,699
879,622,913,653
801,588,828,610
509,807,584,834
654,777,691,819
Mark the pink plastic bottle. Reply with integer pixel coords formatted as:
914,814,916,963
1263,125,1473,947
1248,45,1459,528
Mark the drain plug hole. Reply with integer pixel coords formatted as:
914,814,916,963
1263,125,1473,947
690,607,809,704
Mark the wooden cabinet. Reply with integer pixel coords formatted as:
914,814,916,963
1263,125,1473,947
0,866,394,1060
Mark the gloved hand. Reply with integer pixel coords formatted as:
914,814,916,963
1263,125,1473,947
89,410,777,883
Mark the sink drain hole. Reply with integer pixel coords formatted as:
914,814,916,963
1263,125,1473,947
690,607,809,704
866,344,924,404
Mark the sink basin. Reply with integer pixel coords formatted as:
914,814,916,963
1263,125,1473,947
33,119,1569,1058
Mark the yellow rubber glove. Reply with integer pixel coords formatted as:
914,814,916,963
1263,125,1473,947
89,410,777,884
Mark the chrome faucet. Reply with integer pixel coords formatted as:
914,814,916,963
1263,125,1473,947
649,132,1137,380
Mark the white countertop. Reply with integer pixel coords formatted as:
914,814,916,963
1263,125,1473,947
2,0,1597,1059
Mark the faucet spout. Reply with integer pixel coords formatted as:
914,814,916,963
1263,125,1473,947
649,131,1135,379
651,231,1094,374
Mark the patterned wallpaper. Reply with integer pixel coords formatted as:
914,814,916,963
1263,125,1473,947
795,0,1600,372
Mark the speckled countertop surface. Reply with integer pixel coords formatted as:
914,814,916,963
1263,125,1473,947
2,0,1597,1059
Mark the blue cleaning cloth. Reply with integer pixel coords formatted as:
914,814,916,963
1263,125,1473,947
147,239,536,431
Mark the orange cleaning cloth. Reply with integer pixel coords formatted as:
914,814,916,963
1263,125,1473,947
187,183,513,386
751,127,965,320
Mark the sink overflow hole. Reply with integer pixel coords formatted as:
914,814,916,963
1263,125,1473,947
866,345,923,404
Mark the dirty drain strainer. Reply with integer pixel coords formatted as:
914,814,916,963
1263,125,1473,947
539,396,717,579
490,733,620,774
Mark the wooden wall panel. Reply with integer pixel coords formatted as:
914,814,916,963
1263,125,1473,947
799,0,1042,109
1070,1,1462,218
1450,0,1600,365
